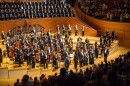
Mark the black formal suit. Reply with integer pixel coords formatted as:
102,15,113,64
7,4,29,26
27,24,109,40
62,25,65,35
40,52,44,64
43,54,48,69
52,54,58,69
77,37,82,42
25,48,30,65
7,31,12,37
74,52,78,69
104,48,109,62
89,50,95,64
79,51,84,67
95,47,99,58
83,53,88,66
65,57,70,70
6,43,10,57
82,27,85,36
1,33,5,45
14,48,19,62
30,52,35,68
47,49,51,62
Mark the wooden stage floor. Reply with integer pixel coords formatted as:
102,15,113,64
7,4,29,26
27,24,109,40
0,35,129,86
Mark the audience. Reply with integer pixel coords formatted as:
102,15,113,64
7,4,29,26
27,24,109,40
79,0,130,22
0,0,75,20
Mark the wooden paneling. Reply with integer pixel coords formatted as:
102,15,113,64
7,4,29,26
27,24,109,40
74,0,130,47
0,17,97,39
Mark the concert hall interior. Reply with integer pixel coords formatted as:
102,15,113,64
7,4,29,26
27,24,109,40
0,0,130,86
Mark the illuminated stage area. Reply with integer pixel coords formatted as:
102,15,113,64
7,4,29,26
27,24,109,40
0,35,119,79
0,36,129,86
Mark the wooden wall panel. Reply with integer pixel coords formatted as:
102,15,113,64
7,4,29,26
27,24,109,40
0,17,97,39
74,0,130,47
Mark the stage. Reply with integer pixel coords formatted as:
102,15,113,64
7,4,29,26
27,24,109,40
0,34,120,79
0,38,130,86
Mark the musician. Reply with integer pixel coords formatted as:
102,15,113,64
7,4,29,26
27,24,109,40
1,31,6,45
111,31,115,42
62,24,65,35
104,47,109,62
77,37,82,42
43,51,48,69
52,52,58,69
32,26,36,34
6,42,10,57
26,47,31,65
95,41,99,58
19,27,23,34
30,50,36,68
56,25,60,34
83,51,89,66
75,25,78,36
89,48,95,64
47,47,51,62
68,24,71,36
25,38,29,46
81,26,85,36
68,43,73,53
7,30,12,38
47,29,51,37
40,50,44,64
85,38,89,44
79,49,84,68
74,51,78,69
0,48,2,65
76,42,80,50
17,50,22,67
64,56,70,70
60,41,65,49
14,47,19,62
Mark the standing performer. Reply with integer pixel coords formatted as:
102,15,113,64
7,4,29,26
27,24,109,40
14,47,19,62
74,51,78,69
89,48,95,64
26,47,30,65
40,50,44,64
1,31,6,45
94,41,99,58
56,25,60,34
83,51,88,66
79,49,84,68
0,48,2,66
62,24,66,35
31,50,36,68
104,47,109,62
32,25,36,34
52,52,58,70
7,30,12,38
17,50,22,67
64,56,70,70
47,47,51,62
43,51,48,69
6,42,10,57
68,24,71,36
81,26,85,36
75,25,78,36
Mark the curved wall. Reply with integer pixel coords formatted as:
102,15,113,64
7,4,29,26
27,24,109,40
75,1,130,47
0,17,97,39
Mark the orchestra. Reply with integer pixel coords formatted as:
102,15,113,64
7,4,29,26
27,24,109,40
0,24,114,70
